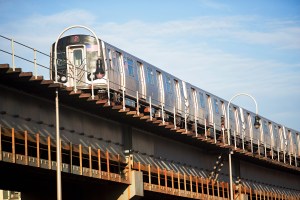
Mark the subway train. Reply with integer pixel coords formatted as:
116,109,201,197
50,34,299,166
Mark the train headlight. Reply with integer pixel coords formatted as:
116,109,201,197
61,76,67,82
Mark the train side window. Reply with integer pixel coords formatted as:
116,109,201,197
146,67,154,85
127,58,134,77
165,76,172,93
199,92,205,108
213,98,219,114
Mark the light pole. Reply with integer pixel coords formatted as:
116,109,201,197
227,93,260,200
54,25,101,200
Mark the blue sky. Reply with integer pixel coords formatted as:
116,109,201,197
0,0,300,131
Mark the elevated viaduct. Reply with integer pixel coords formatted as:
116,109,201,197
0,63,299,200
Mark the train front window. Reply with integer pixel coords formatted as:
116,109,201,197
73,49,83,66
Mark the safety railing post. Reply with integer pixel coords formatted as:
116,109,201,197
136,91,140,116
122,88,125,111
195,117,198,137
161,103,165,125
264,143,267,158
149,96,152,121
91,72,94,100
258,140,260,156
74,65,77,93
184,109,187,133
34,49,37,79
277,147,280,162
234,131,237,149
205,120,207,139
173,107,177,130
222,128,225,145
251,138,253,154
242,134,245,151
107,78,111,106
11,38,15,71
214,123,217,143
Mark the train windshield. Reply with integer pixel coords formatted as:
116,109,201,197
73,49,83,66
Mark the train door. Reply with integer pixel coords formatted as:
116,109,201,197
239,108,246,142
66,45,86,87
110,50,124,91
233,107,241,142
272,124,280,153
191,88,198,122
198,91,207,125
136,61,146,99
269,123,274,152
291,131,297,156
182,82,192,120
125,56,138,97
163,75,174,113
106,48,114,89
287,130,292,155
206,95,213,126
174,80,182,114
156,71,165,106
212,98,221,131
145,66,158,106
220,101,227,129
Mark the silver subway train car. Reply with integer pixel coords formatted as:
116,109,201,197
51,34,300,166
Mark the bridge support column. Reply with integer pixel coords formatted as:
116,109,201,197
118,170,144,200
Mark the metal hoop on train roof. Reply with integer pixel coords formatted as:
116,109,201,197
53,25,101,82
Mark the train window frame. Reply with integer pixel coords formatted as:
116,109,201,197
73,49,83,66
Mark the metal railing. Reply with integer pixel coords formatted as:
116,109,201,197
1,34,298,169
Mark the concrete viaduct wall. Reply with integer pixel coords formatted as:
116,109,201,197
0,84,299,194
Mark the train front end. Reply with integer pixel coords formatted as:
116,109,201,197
50,35,107,89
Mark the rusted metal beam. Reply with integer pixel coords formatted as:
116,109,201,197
79,144,82,175
157,167,161,188
69,142,72,173
106,151,110,180
12,128,15,163
89,146,92,177
36,133,40,167
25,130,28,165
98,149,101,178
48,136,51,169
177,172,181,196
201,177,204,200
148,164,151,189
